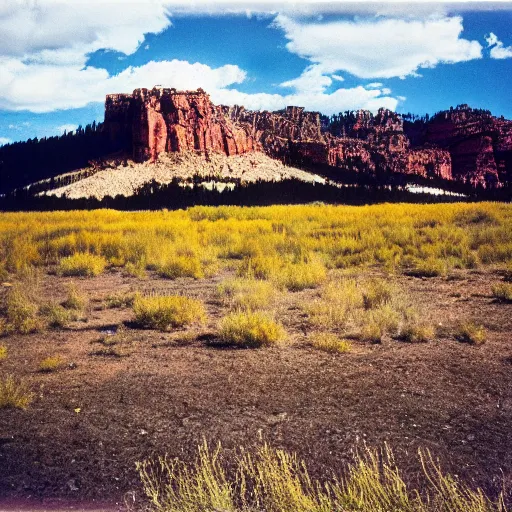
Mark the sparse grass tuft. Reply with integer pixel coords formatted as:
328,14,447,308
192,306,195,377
491,283,512,303
0,345,7,361
62,283,87,311
59,253,106,277
310,332,351,353
406,258,446,278
39,302,71,329
2,286,42,334
362,278,394,309
218,311,285,348
359,321,384,344
157,256,203,280
398,320,435,343
217,278,276,311
133,294,206,331
275,259,327,291
455,321,486,345
0,375,33,409
104,291,136,309
137,442,504,512
39,355,64,372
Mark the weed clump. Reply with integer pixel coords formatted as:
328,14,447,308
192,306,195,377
398,321,435,343
0,375,33,409
0,345,7,361
157,256,203,280
218,311,285,348
1,286,42,335
310,332,351,353
137,442,503,512
39,302,71,329
455,322,486,345
492,283,512,303
59,253,106,277
276,259,327,291
406,258,446,278
39,355,64,372
62,283,87,311
217,278,276,311
133,294,206,331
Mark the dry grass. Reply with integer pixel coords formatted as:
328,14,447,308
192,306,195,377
133,294,206,331
137,442,504,512
39,355,64,372
0,345,7,361
0,375,34,409
217,278,276,311
310,332,351,353
218,311,285,348
59,252,106,277
455,322,486,345
492,283,512,303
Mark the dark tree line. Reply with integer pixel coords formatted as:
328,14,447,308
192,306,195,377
2,176,505,213
0,122,125,194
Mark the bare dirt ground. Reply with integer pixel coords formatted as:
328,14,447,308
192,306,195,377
0,268,511,510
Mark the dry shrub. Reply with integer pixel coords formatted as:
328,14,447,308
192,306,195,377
59,253,106,277
0,375,33,409
218,311,285,348
137,442,503,512
0,345,7,361
492,283,512,303
455,322,486,345
133,294,206,331
217,278,276,311
310,332,351,353
39,355,64,372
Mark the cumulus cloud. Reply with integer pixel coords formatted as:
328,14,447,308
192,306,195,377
485,32,512,59
212,85,400,115
273,14,483,79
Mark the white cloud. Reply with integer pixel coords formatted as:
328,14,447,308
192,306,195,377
485,32,512,59
0,58,247,112
0,0,171,65
273,14,483,79
212,85,399,115
57,124,78,134
366,83,383,89
0,137,11,146
331,74,344,82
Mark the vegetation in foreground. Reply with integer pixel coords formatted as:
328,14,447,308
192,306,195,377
138,442,505,512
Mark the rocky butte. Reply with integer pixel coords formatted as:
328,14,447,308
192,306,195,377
104,87,512,187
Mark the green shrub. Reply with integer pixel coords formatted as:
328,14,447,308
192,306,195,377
218,311,285,348
310,332,351,353
39,355,64,372
0,375,33,409
455,322,486,345
133,294,206,331
492,283,512,303
59,253,106,277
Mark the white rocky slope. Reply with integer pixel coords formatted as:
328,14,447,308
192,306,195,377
44,151,325,200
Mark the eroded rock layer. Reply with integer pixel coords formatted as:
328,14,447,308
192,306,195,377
104,88,512,186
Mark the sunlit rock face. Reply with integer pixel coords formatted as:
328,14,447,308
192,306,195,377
103,87,511,187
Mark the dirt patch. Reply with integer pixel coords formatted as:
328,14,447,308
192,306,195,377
0,268,511,508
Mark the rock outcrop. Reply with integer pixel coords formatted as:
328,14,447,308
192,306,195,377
404,104,512,187
104,87,512,187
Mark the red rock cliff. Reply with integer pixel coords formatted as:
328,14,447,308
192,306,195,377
104,87,453,183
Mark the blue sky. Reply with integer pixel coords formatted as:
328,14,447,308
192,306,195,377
1,1,512,145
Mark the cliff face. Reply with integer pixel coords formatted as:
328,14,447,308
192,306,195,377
405,104,512,187
105,88,255,163
104,87,511,187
